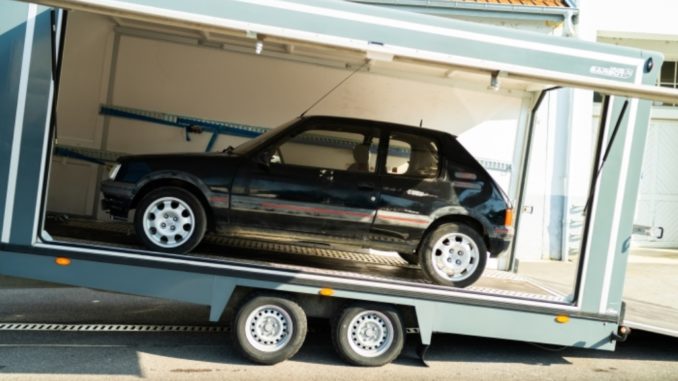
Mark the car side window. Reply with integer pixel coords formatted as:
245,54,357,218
385,133,439,178
274,127,379,173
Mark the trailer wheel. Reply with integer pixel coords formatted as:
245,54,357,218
234,295,307,365
134,186,207,253
332,304,404,367
419,222,487,288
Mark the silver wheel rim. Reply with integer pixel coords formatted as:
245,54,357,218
142,196,195,249
245,305,293,352
347,310,394,358
431,232,480,282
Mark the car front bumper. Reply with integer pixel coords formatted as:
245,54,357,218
101,180,135,219
488,226,513,257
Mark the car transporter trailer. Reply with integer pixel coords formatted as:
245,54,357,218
2,0,678,367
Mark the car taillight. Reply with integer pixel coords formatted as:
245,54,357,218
504,208,513,226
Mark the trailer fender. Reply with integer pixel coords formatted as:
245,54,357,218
209,277,236,322
413,301,436,346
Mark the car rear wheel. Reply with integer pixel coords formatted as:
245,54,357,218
134,186,207,253
419,222,487,288
234,295,307,365
332,303,404,367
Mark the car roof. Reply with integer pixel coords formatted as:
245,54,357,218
300,115,458,139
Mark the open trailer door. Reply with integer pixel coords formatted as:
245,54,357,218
2,0,678,358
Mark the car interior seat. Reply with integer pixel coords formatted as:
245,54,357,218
407,146,438,177
348,144,370,172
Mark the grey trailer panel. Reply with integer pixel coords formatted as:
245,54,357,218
1,4,53,246
0,246,618,349
9,8,53,246
0,2,33,241
24,0,678,103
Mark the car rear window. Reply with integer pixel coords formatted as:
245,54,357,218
385,132,439,178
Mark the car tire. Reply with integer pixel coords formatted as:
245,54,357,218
233,295,307,365
419,222,487,288
134,186,207,254
332,303,404,367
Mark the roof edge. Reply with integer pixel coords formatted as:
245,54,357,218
350,0,578,35
350,1,578,17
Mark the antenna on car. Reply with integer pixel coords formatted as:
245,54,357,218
299,60,370,118
419,119,423,127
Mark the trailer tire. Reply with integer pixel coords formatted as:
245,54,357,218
332,303,404,367
419,222,487,288
234,295,307,365
134,186,207,253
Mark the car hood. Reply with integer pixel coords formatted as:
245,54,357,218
118,151,237,163
115,152,242,184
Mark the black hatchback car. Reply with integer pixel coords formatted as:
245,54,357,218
102,116,512,287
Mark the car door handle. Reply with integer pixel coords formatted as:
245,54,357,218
357,183,375,191
319,169,334,182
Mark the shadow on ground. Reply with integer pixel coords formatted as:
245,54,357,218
0,321,676,376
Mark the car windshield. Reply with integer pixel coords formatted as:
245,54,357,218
230,118,298,155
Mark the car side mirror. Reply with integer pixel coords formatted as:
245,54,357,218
255,150,272,169
270,152,282,164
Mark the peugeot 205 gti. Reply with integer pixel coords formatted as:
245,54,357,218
102,116,513,287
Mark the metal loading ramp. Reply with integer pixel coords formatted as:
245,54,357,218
45,216,568,303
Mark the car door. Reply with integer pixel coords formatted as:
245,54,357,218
230,119,380,240
318,123,382,241
372,130,450,247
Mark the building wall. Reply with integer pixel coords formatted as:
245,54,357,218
586,0,677,40
583,0,678,249
450,12,572,261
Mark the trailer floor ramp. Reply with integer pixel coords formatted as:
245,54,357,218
44,216,568,303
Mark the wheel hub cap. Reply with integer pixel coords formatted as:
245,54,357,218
245,305,293,352
431,232,480,282
347,311,394,358
142,196,195,249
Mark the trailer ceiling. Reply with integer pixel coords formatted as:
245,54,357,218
110,18,533,97
24,0,678,103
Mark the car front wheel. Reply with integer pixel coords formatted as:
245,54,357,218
134,186,207,253
419,222,487,288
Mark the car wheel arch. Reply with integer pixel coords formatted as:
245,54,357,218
417,214,489,255
131,176,215,231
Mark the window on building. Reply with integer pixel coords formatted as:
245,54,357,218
659,61,677,106
594,60,677,106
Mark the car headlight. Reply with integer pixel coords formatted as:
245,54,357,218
108,163,122,180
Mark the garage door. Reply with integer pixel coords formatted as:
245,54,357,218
635,118,678,248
